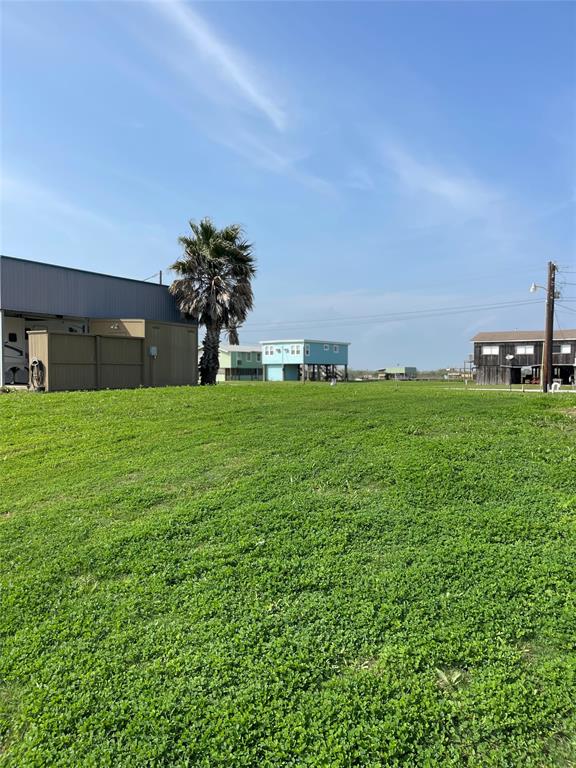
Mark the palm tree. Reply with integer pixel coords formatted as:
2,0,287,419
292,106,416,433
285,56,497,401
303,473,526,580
169,218,256,385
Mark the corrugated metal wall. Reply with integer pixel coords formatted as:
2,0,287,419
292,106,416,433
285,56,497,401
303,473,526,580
0,256,189,324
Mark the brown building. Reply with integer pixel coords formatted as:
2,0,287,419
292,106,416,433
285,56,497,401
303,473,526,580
472,329,576,385
28,320,198,392
1,256,198,390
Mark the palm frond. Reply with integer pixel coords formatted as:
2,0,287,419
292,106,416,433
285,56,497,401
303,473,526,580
169,218,256,356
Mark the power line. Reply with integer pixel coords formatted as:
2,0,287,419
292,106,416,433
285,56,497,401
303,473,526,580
554,309,572,334
556,303,576,316
404,263,550,288
239,298,545,333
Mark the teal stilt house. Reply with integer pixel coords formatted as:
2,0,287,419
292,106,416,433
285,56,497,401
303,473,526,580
261,339,349,382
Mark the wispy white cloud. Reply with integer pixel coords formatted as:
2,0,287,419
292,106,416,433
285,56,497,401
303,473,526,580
151,1,286,131
377,142,575,272
0,172,182,275
374,140,534,269
113,2,334,190
382,144,499,214
211,129,335,194
0,174,115,230
346,167,376,192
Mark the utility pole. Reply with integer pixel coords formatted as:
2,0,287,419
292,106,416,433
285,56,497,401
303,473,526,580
541,261,557,393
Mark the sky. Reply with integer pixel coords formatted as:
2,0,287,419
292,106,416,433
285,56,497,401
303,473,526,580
1,0,575,369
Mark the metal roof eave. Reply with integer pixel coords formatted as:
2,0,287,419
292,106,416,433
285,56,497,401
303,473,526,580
260,339,350,346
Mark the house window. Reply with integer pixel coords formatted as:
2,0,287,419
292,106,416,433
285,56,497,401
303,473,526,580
481,346,499,356
296,345,301,355
291,345,296,355
8,332,17,342
333,344,339,353
246,352,251,362
553,343,571,354
323,344,329,351
305,345,310,356
257,352,261,361
515,345,534,355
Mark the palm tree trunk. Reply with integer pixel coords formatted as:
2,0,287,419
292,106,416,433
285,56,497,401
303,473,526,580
200,325,220,385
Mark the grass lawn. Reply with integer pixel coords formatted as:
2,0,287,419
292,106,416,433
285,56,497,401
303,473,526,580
1,382,575,767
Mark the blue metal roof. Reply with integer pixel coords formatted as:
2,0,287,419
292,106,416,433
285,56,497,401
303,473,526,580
0,255,191,324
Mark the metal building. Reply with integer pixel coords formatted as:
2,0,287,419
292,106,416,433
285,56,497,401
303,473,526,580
0,255,197,387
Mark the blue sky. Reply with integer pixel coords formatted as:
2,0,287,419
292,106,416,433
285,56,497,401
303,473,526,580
2,0,575,368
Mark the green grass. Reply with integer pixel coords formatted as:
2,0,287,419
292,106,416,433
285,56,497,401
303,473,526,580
1,382,575,767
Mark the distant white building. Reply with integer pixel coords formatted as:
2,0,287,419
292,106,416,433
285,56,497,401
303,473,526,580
377,366,417,381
